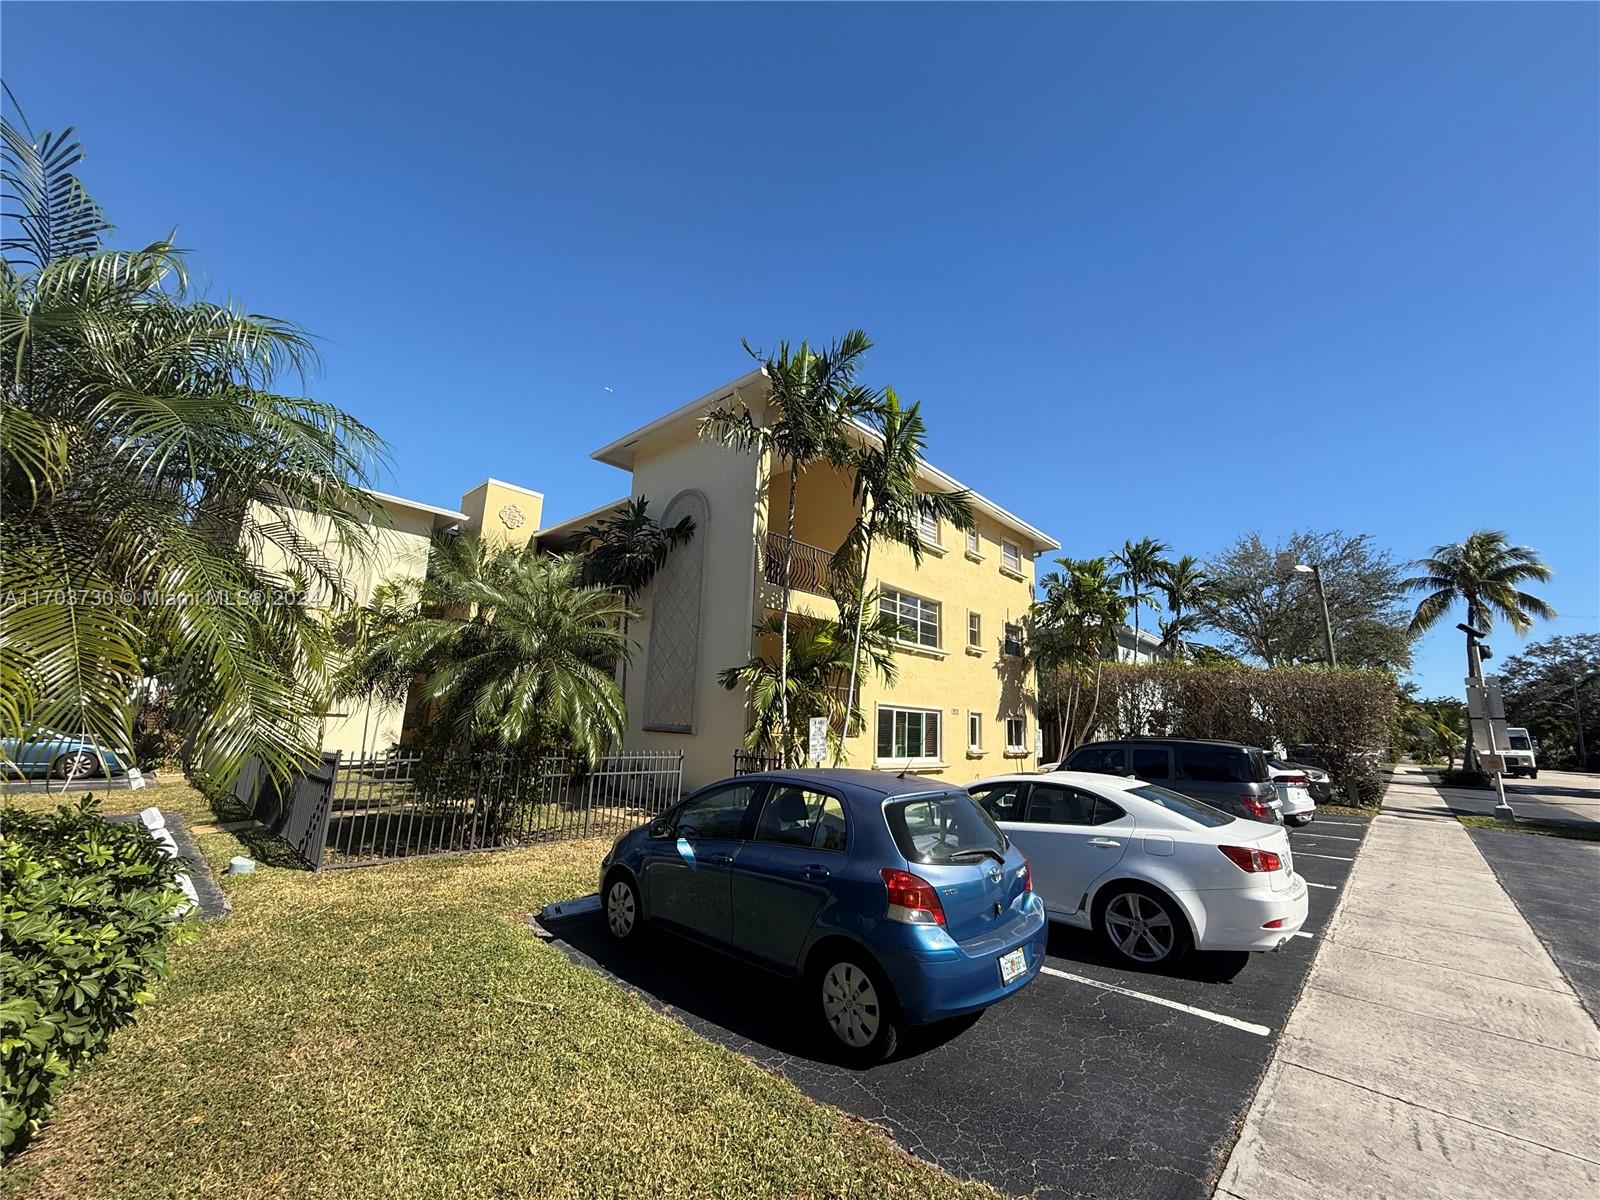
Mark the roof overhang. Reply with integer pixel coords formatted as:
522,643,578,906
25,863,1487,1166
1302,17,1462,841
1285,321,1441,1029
364,488,469,524
534,497,631,547
591,368,768,470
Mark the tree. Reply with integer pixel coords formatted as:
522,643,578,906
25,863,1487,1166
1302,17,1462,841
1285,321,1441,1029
1029,557,1128,754
699,332,877,759
1200,531,1414,672
575,496,695,703
1498,634,1599,770
1110,538,1170,664
1156,555,1210,659
830,390,972,763
338,535,628,759
719,607,899,768
1,104,384,787
1395,687,1467,767
576,497,695,601
1404,530,1556,768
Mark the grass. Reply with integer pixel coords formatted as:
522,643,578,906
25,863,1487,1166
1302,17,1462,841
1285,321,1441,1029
1,782,999,1200
1456,813,1600,842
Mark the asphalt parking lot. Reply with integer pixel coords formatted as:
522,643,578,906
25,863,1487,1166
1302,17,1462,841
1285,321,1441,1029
540,814,1372,1200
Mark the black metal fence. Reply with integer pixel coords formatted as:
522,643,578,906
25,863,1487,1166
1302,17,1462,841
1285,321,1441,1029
239,750,682,870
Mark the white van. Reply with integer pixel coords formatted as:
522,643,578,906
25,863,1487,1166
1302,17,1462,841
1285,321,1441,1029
1503,728,1538,778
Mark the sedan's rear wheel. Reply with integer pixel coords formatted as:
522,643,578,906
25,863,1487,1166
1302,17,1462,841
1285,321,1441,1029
604,875,642,942
1099,887,1192,967
814,954,900,1063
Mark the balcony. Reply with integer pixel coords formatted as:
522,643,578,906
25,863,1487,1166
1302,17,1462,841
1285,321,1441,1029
764,532,845,598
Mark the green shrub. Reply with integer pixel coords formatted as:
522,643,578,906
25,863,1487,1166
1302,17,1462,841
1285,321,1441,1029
1,799,190,1156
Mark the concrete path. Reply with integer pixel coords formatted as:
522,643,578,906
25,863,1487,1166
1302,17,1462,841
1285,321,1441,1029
1216,765,1600,1200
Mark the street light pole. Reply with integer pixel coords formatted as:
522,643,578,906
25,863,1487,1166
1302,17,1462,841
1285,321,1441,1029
1294,563,1338,668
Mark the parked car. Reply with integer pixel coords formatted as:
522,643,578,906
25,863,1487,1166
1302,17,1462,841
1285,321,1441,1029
967,771,1307,967
0,731,126,780
1502,728,1538,778
1270,757,1334,805
598,769,1047,1061
1264,760,1317,827
1055,738,1282,824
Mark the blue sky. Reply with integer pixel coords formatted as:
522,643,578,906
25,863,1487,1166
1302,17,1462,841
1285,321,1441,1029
5,2,1596,698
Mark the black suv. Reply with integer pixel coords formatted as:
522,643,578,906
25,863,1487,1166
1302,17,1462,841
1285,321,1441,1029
1058,738,1281,823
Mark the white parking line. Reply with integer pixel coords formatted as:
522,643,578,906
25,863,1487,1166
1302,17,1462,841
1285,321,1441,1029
1294,931,1314,939
1039,966,1272,1037
1296,852,1355,862
1294,833,1363,842
1304,881,1338,890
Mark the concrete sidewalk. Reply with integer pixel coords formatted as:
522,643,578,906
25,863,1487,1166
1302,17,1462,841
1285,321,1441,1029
1216,766,1600,1200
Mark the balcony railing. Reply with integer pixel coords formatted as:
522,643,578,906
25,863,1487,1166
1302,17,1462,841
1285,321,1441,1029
764,532,843,598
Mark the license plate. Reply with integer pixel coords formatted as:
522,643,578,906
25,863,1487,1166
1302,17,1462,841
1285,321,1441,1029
999,947,1027,985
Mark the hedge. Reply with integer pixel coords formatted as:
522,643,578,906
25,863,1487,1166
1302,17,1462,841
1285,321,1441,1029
1077,663,1397,806
1,799,190,1156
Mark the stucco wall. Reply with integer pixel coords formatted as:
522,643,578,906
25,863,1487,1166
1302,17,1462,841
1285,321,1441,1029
621,421,764,791
840,508,1042,785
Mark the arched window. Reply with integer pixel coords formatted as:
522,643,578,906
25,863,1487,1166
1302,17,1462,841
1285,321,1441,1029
643,490,708,732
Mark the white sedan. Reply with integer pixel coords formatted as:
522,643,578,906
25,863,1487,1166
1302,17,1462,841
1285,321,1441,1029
967,770,1308,967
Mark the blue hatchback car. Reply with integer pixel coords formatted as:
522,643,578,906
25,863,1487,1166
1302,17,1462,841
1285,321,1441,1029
598,769,1048,1061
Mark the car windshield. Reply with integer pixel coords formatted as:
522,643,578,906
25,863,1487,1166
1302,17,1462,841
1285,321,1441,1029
885,792,1007,865
1509,735,1532,750
1130,784,1235,828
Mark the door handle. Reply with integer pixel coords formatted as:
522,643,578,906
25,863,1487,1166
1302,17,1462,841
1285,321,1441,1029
1087,838,1121,848
801,865,832,881
706,853,734,865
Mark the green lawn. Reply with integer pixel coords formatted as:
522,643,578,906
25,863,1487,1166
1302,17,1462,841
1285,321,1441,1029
1455,812,1600,842
2,782,998,1200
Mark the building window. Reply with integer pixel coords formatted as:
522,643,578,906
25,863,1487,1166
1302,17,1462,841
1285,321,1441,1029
881,588,940,649
877,706,941,763
968,711,983,751
915,509,940,546
965,526,981,555
1001,539,1022,573
1005,715,1027,755
967,610,982,648
1003,621,1024,657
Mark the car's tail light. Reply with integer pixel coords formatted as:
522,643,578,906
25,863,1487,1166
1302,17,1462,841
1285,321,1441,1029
1020,854,1033,894
1275,774,1309,786
1220,844,1283,873
881,868,946,925
1241,794,1273,819
1262,917,1287,929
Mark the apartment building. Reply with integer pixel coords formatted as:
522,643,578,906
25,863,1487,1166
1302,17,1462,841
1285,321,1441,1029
538,370,1059,790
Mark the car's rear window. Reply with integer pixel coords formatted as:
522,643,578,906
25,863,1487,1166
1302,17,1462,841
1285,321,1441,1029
885,792,1006,865
1177,746,1249,783
1130,785,1235,828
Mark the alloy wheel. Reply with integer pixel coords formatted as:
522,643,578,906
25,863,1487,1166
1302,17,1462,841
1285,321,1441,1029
821,962,881,1048
57,751,96,780
1104,892,1175,963
605,880,636,938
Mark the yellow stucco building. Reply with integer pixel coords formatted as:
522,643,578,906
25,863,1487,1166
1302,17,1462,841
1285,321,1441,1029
537,370,1059,791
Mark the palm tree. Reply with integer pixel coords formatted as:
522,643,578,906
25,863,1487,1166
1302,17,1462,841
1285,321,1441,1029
1029,557,1128,754
576,497,695,601
719,608,899,768
339,535,629,758
575,496,696,708
1156,555,1210,659
699,332,877,754
830,390,973,762
1110,538,1171,664
2,106,384,787
1405,530,1556,766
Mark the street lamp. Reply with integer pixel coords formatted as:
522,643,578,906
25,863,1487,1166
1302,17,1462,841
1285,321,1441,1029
1293,563,1338,668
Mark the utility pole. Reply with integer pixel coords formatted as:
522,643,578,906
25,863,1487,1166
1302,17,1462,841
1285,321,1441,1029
1461,620,1513,821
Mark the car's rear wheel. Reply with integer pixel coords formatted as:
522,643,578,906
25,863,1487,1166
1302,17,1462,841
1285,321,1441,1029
603,874,643,943
813,952,901,1063
52,750,98,781
1098,886,1192,967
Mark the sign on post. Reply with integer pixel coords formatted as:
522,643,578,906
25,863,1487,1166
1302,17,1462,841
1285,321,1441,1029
1465,676,1511,755
808,716,828,766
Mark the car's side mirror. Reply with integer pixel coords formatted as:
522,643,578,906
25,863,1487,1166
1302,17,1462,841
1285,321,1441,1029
648,819,672,839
